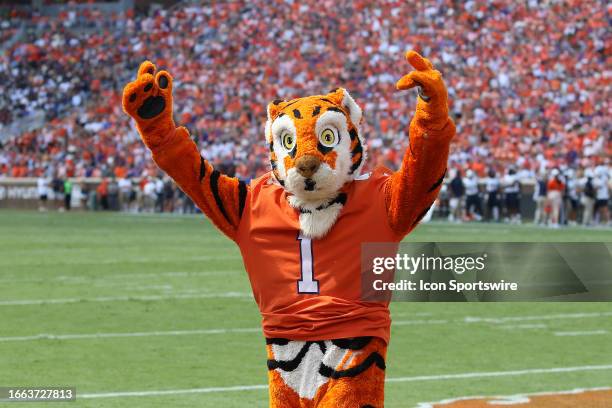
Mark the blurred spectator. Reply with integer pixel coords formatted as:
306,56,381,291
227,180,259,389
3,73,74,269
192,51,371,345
163,177,175,213
118,177,132,211
547,169,565,228
485,169,501,222
63,178,72,211
464,169,482,221
593,166,610,225
502,168,521,224
37,175,49,211
142,177,156,212
448,169,464,222
563,169,578,225
579,169,596,226
533,171,548,225
107,177,120,211
97,178,109,210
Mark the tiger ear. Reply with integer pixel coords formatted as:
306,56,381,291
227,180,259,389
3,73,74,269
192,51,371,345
326,88,362,126
267,99,286,121
266,99,285,144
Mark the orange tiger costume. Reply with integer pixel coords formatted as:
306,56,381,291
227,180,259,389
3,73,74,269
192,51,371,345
123,51,455,407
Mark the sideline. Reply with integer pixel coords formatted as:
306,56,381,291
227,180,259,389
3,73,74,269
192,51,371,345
79,365,612,399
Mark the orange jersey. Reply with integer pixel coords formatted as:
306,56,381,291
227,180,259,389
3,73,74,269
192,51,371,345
236,167,401,343
547,178,565,192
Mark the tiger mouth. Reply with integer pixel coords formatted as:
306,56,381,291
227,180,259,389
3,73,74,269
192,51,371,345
304,179,316,191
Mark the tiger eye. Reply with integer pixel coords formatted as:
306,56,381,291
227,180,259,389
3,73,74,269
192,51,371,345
281,132,295,150
319,128,337,147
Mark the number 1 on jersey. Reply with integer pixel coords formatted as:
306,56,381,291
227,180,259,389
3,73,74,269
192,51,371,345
297,233,319,294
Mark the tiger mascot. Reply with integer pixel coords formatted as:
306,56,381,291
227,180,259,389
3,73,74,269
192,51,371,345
123,50,454,407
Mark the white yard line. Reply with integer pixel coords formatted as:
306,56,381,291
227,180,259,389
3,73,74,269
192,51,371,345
81,384,269,398
0,292,251,306
498,324,548,330
393,319,449,326
0,254,241,268
464,312,612,324
0,270,239,284
0,328,261,342
554,330,609,336
392,312,434,317
78,365,612,399
0,320,446,342
2,311,610,342
385,364,612,383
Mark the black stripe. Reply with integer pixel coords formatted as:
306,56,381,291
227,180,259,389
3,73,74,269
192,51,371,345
317,142,334,154
319,351,386,379
428,169,447,193
312,105,321,116
349,142,363,174
266,341,328,371
277,112,285,118
199,156,206,182
293,109,301,119
283,99,300,109
267,342,312,371
270,142,276,170
320,98,334,104
331,336,372,350
330,192,348,207
299,193,347,214
314,192,347,211
411,203,433,228
327,106,343,113
238,180,247,218
273,171,285,186
350,155,363,174
272,99,283,105
349,128,358,141
266,338,289,345
209,170,231,223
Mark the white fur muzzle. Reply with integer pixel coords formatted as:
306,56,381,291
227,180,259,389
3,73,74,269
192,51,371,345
288,195,345,239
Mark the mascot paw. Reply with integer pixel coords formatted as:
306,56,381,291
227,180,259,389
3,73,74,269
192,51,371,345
396,50,449,130
122,61,175,148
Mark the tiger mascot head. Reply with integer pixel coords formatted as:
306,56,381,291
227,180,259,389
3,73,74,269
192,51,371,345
265,88,365,238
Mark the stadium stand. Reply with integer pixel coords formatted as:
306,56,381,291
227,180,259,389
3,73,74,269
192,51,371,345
0,1,609,224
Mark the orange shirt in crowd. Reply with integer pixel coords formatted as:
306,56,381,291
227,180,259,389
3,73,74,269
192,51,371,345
547,178,565,192
97,179,108,196
114,166,127,179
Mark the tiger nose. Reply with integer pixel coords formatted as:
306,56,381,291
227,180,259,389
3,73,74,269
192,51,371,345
295,155,321,178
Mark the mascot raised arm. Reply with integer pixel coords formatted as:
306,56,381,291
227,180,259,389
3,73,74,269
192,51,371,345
123,50,454,408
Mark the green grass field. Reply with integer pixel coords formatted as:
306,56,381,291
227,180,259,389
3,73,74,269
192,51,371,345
1,210,611,407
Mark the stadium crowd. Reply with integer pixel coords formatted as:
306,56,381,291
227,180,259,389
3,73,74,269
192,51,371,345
1,1,610,225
